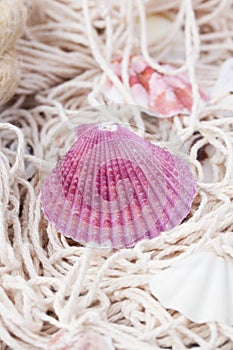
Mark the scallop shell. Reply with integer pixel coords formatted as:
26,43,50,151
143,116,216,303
48,330,114,350
41,122,196,249
104,56,207,118
210,58,233,99
150,251,233,325
135,14,173,44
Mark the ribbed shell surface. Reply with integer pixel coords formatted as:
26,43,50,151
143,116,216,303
41,123,196,248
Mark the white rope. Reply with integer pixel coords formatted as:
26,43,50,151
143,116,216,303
0,0,233,349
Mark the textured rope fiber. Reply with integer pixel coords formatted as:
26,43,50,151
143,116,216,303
0,0,27,106
0,0,233,349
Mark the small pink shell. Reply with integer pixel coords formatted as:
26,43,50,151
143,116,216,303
48,330,114,350
104,56,207,118
41,123,196,249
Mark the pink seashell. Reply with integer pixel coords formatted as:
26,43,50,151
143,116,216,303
104,56,207,118
48,330,114,350
41,122,196,249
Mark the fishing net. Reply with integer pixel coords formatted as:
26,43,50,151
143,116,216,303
0,0,233,349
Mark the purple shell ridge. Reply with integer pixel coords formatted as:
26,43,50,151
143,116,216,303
41,123,197,249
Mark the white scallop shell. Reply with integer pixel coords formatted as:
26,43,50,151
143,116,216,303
135,14,173,44
210,58,233,99
150,251,233,325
